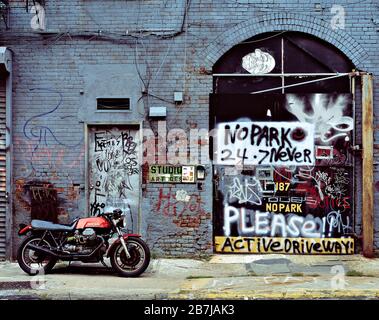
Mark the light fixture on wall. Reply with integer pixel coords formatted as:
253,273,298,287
174,92,183,104
149,106,167,118
196,165,206,180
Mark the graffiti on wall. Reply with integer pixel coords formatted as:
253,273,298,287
217,166,353,237
19,87,84,177
215,236,354,254
23,88,83,150
212,93,354,254
14,136,85,178
286,94,353,145
154,187,208,228
147,187,211,253
216,122,315,166
14,88,85,223
242,49,276,75
89,127,140,232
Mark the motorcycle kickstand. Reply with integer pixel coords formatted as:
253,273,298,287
100,258,110,269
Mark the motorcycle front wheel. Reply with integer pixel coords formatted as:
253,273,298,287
17,236,57,276
110,237,150,277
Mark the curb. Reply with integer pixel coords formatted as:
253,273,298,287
169,289,379,300
0,281,45,290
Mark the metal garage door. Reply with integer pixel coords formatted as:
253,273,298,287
0,79,6,260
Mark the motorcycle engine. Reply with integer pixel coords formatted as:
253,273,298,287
63,228,98,254
77,228,97,244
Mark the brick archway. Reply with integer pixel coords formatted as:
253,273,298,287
199,13,370,71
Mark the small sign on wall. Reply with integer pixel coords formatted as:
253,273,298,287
216,121,315,166
148,165,182,183
148,165,197,183
182,165,195,183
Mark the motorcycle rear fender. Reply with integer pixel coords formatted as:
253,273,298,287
106,234,141,257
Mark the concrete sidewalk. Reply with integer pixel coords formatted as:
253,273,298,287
1,254,379,300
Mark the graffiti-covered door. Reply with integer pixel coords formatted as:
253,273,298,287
88,125,140,233
211,94,355,255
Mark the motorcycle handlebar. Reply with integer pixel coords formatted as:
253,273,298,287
99,209,123,219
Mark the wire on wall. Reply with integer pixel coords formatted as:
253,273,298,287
130,0,191,133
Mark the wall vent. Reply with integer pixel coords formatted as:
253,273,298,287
97,98,130,111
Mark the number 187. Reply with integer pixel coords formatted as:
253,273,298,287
275,182,290,191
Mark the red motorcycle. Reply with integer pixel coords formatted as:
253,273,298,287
17,209,150,277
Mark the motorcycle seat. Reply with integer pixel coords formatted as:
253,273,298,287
31,219,77,232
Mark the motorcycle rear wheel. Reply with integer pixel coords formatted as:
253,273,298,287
110,237,150,277
17,235,58,276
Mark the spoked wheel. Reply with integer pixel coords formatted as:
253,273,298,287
110,237,150,277
17,236,57,276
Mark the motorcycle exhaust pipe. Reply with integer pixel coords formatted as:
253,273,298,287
26,244,62,258
26,238,105,259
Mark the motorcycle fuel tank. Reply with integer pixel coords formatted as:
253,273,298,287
76,217,111,229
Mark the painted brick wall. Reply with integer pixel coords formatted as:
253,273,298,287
0,0,378,257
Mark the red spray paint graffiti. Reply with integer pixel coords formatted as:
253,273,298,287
154,188,210,228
